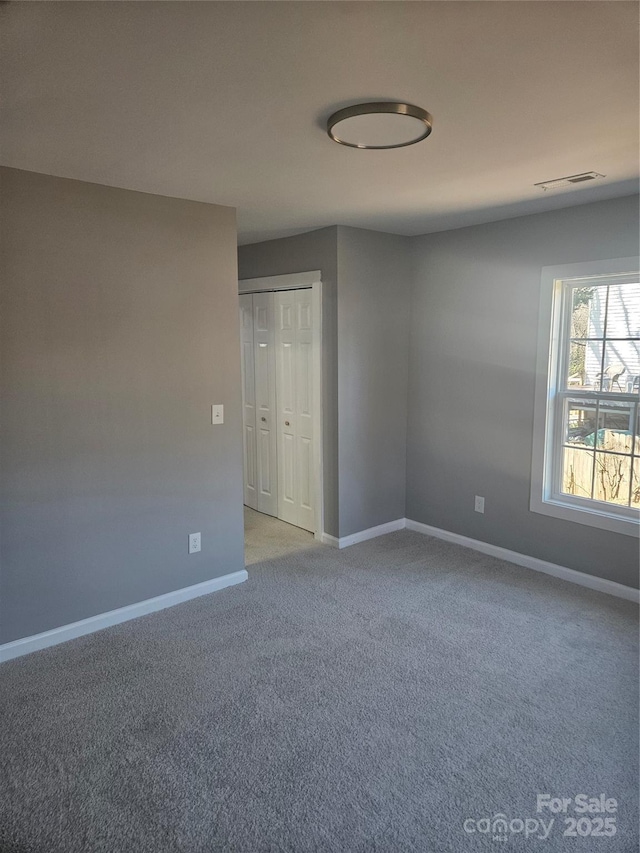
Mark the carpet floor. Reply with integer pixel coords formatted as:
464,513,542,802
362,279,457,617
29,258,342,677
0,529,637,852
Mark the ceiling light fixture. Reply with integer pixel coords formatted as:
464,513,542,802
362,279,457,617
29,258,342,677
327,102,433,149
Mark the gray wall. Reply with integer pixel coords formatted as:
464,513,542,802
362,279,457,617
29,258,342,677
406,194,640,588
238,228,339,537
0,167,244,643
238,226,412,539
337,227,411,537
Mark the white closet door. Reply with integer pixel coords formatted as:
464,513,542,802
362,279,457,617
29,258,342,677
295,290,315,532
275,290,315,532
253,292,278,516
239,294,257,510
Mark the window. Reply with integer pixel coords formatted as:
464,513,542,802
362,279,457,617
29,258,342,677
532,258,640,536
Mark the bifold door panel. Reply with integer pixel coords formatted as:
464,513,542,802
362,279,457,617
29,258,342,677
275,290,314,532
240,289,315,532
252,293,278,516
239,294,257,510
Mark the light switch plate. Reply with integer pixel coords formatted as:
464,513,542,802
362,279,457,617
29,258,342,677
211,404,224,425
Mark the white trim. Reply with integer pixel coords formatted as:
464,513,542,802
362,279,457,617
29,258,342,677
531,257,640,537
239,271,321,292
322,518,406,549
321,517,638,603
338,518,406,548
311,282,325,542
0,570,249,664
405,519,639,603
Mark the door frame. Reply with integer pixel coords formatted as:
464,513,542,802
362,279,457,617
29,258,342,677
238,271,324,541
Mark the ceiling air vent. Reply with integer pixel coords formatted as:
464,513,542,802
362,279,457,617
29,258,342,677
535,172,605,191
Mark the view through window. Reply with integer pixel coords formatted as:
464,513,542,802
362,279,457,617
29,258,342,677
559,277,640,510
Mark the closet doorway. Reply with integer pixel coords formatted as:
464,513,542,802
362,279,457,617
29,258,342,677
239,272,323,540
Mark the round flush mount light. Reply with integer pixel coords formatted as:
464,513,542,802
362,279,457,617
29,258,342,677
327,102,433,149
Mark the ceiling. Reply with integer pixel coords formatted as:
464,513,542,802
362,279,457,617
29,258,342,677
1,1,638,245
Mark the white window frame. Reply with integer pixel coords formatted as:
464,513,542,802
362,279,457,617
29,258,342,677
531,257,640,537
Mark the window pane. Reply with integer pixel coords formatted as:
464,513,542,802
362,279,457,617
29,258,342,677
593,452,632,506
571,285,603,338
567,341,588,388
561,447,594,499
594,402,634,452
564,399,597,448
632,458,640,507
601,341,640,393
570,340,602,390
606,282,640,338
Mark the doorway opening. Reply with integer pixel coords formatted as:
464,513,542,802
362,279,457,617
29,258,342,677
238,271,324,565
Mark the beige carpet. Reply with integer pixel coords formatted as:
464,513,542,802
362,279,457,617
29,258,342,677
244,506,316,565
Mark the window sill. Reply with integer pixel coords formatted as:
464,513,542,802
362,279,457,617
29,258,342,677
530,493,640,537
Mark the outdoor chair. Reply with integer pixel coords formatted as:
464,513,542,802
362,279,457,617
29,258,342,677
595,363,625,391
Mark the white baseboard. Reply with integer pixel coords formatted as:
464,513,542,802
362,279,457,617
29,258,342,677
339,518,406,548
3,519,634,664
0,569,249,664
405,519,639,603
321,518,406,549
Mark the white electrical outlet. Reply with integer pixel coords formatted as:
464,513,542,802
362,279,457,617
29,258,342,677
474,495,485,514
188,532,201,554
211,404,224,425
